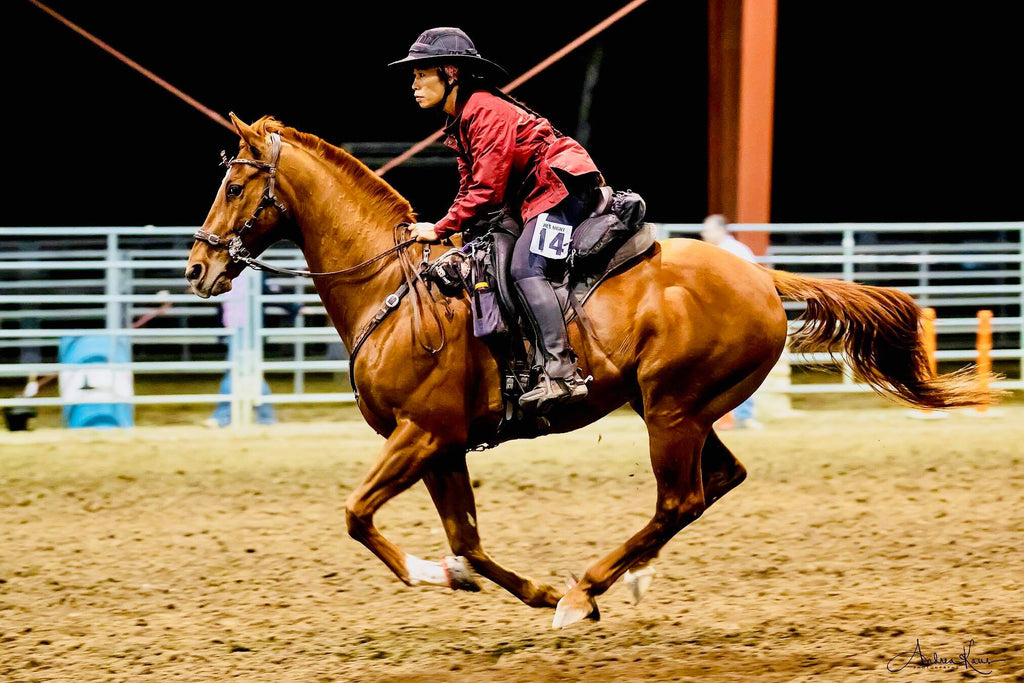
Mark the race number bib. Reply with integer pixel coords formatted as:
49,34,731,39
529,213,573,260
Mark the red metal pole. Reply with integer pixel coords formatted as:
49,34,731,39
735,0,777,256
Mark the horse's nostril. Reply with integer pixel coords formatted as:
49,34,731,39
186,263,203,282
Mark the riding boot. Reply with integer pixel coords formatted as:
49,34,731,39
514,276,589,409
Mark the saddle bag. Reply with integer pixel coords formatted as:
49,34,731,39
469,243,508,339
569,189,647,269
570,214,630,263
609,188,647,230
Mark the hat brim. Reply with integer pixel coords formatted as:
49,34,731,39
387,54,508,82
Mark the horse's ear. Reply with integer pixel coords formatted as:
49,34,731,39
229,112,259,148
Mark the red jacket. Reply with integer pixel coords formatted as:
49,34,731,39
433,90,602,237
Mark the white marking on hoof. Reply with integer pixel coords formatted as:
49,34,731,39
406,554,483,591
552,579,600,629
552,597,593,629
405,554,448,587
623,565,657,605
441,555,482,592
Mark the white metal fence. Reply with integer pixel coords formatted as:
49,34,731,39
1,222,1020,426
660,222,1023,395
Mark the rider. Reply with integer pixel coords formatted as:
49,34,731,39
390,27,603,409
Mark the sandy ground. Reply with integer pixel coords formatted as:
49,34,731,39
2,404,1023,682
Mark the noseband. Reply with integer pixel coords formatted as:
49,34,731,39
193,132,288,264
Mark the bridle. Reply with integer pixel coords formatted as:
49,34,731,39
192,132,416,279
193,132,289,267
190,131,445,398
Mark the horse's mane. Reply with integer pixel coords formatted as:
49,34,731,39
250,116,415,222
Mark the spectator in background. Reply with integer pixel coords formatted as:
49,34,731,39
204,268,277,428
701,213,757,262
700,214,762,430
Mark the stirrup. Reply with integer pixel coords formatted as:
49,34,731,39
519,374,557,409
554,376,589,404
519,373,589,410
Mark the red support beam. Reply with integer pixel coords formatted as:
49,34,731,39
735,0,777,255
707,0,742,220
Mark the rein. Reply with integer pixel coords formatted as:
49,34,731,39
238,236,418,279
193,132,419,279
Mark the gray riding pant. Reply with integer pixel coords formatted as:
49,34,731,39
510,189,595,282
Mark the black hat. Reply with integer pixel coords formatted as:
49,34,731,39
388,27,508,82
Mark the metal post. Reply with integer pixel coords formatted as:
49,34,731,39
1019,225,1024,381
105,233,123,331
293,280,305,395
247,271,265,428
225,326,242,427
230,273,259,429
918,250,930,309
105,232,124,368
841,228,855,282
841,228,855,384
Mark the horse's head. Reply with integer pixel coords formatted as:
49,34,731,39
186,113,291,298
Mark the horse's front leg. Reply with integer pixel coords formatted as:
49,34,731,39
344,418,454,586
422,456,563,608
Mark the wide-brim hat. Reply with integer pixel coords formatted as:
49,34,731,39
388,27,508,82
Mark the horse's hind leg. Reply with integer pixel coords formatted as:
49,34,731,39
622,424,746,604
553,412,708,627
633,402,747,504
422,457,563,608
702,428,747,505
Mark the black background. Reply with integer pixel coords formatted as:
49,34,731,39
5,1,1021,229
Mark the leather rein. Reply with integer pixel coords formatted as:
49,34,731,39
192,132,444,399
193,132,417,279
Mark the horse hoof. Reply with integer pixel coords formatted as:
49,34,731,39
528,583,563,608
442,556,482,592
552,582,600,629
623,565,657,605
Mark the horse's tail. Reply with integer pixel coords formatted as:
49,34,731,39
770,269,999,410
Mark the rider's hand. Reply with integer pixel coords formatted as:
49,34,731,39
410,222,441,243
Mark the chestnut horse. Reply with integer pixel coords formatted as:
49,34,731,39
186,115,992,628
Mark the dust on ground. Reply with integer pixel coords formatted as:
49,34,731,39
2,404,1023,681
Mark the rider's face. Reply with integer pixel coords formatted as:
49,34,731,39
412,68,446,109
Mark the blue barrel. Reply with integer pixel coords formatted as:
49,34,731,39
58,336,134,429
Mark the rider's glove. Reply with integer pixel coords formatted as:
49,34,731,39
410,222,441,243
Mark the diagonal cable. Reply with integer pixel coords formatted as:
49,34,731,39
373,0,650,176
27,0,234,132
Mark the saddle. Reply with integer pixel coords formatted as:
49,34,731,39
426,190,656,444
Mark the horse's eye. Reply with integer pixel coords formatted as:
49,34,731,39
226,184,243,198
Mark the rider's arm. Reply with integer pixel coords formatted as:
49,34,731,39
433,102,516,238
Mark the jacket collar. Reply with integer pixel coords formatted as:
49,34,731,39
443,93,471,132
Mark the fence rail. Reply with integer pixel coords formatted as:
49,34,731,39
1,222,1021,425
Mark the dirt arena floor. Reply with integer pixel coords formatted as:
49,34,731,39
2,398,1023,682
